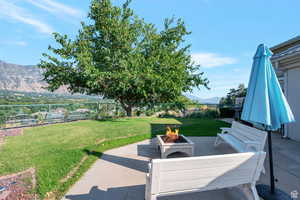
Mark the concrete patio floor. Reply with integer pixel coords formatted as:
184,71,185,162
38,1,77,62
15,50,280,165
63,134,300,200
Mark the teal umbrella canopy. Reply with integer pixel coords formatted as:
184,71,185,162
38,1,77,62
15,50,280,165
241,44,295,131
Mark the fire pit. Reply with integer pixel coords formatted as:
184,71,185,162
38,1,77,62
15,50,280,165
156,127,194,158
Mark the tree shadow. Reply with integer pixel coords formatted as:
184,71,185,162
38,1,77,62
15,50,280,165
83,149,148,173
64,184,248,200
137,142,160,159
94,118,126,122
83,149,102,157
64,185,145,200
170,118,231,137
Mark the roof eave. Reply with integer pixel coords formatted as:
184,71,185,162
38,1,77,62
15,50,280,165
271,36,300,51
271,51,300,62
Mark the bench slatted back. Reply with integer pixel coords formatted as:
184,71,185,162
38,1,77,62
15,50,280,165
150,152,266,194
230,121,267,145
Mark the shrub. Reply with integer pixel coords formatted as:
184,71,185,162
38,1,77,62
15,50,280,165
200,104,208,110
145,110,155,116
186,109,219,119
219,107,235,118
158,113,178,118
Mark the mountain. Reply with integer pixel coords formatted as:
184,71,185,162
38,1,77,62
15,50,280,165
0,60,67,93
200,97,221,104
185,94,221,104
0,60,221,104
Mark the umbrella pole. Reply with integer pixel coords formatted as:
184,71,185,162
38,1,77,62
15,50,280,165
268,130,275,193
256,130,293,200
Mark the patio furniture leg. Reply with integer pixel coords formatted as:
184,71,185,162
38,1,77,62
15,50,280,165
251,184,260,200
214,136,221,146
262,166,266,174
145,194,157,200
240,184,254,199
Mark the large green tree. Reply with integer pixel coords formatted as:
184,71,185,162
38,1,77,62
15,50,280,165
39,0,208,116
220,84,247,106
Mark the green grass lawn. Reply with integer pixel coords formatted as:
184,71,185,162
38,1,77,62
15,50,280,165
0,117,229,199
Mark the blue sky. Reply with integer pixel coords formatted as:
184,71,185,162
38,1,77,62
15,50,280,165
0,0,299,98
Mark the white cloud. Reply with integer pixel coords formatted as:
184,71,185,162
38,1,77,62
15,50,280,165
0,0,53,34
26,0,83,18
1,41,28,46
15,41,27,46
191,67,251,98
233,68,241,72
191,52,237,68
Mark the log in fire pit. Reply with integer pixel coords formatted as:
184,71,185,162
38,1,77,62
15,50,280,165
156,126,194,158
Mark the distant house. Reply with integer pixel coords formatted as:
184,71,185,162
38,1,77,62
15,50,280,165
75,108,90,113
6,114,37,127
53,107,67,113
271,36,300,141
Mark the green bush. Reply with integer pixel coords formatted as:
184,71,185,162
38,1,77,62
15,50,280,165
136,110,142,116
219,107,235,118
186,110,219,119
145,109,155,116
158,113,178,118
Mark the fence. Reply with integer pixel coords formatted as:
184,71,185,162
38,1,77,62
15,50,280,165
0,101,122,129
0,102,222,129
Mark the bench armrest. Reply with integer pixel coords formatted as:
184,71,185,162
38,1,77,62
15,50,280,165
244,141,260,145
148,163,152,171
244,141,261,151
145,173,151,200
220,127,231,134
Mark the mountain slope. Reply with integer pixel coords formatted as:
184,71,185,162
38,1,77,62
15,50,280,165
185,94,221,104
0,60,221,103
0,60,67,93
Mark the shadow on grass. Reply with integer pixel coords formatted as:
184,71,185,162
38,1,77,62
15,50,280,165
150,122,182,138
94,118,127,122
151,118,230,137
83,149,102,157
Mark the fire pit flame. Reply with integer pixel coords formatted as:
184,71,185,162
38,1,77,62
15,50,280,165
165,126,179,141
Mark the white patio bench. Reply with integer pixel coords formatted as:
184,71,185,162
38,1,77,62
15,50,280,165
145,151,266,200
214,121,267,152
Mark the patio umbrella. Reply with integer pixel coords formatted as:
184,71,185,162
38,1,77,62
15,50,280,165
241,44,295,200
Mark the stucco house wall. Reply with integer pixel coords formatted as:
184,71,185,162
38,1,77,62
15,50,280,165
286,68,300,141
271,36,300,141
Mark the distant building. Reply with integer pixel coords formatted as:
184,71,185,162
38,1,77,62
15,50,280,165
271,36,300,141
76,108,90,113
53,107,67,113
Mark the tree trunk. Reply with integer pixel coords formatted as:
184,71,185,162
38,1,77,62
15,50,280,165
125,106,132,117
119,100,133,117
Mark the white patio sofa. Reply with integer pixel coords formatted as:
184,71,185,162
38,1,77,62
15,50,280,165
214,121,267,152
145,151,266,200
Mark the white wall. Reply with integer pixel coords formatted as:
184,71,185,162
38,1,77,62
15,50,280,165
287,67,300,141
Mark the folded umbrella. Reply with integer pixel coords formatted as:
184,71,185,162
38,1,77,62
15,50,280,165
241,44,295,200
